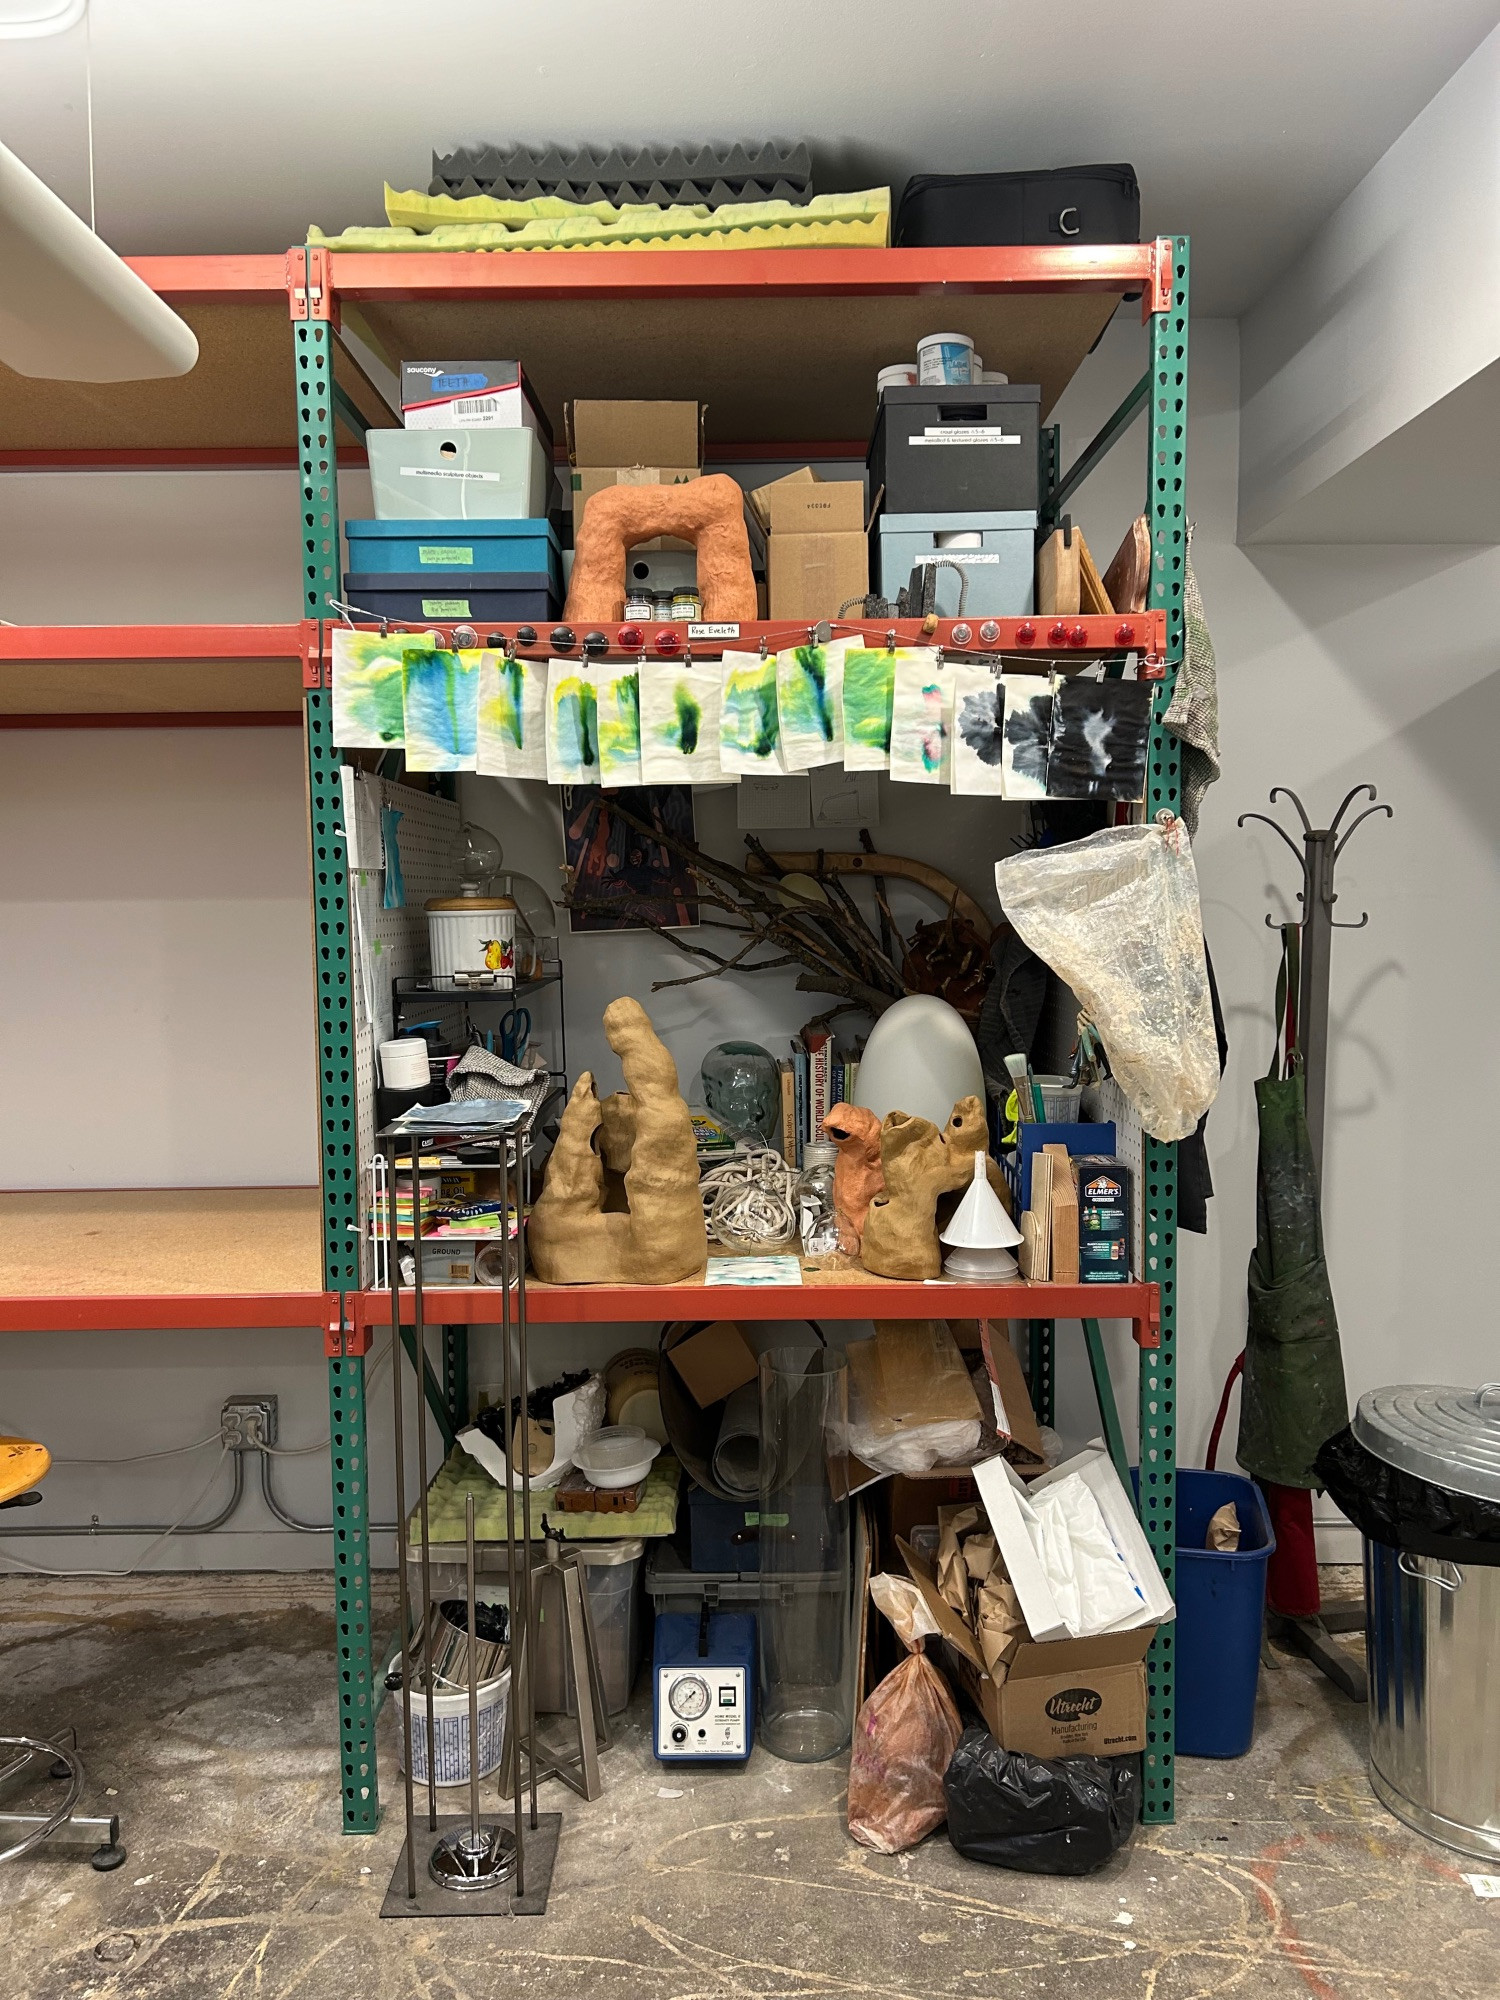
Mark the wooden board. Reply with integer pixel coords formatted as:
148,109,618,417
1077,531,1113,616
0,1188,322,1297
1036,528,1081,616
0,656,303,717
1103,516,1151,616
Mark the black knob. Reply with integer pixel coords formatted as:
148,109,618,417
485,632,504,648
582,630,608,655
670,1726,687,1745
550,625,576,651
514,625,538,647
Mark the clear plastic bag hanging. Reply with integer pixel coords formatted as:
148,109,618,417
995,820,1219,1143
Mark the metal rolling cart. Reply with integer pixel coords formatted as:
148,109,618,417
378,1098,562,1918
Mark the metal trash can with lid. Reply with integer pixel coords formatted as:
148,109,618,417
1350,1384,1500,1860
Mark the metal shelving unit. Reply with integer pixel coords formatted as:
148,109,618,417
0,232,1187,1834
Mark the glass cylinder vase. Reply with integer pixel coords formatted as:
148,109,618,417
757,1345,853,1762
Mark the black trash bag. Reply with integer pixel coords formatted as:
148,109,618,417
1314,1426,1500,1570
943,1727,1140,1876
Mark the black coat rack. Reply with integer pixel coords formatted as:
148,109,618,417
1238,783,1393,1700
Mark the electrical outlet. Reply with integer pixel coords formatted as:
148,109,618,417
221,1395,278,1452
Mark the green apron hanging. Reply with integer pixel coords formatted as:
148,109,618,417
1236,928,1348,1490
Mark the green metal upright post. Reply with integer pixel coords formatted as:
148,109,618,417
1140,236,1189,1825
294,248,380,1834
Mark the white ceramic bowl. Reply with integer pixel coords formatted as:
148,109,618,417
573,1426,662,1490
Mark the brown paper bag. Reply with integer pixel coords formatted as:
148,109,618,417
975,1573,1028,1681
936,1505,982,1616
963,1532,998,1583
1206,1501,1242,1551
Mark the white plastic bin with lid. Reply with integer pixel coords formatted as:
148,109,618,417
367,425,552,521
533,1539,645,1717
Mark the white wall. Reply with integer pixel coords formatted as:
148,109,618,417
6,306,1497,1566
1238,22,1500,542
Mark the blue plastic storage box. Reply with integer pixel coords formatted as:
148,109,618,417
345,517,561,585
1161,1468,1276,1758
342,573,558,622
874,510,1036,616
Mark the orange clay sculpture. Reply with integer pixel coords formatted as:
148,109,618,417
821,1102,885,1244
563,474,758,624
858,1095,990,1282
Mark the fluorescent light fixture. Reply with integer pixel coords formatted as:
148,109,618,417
0,0,88,39
0,139,198,381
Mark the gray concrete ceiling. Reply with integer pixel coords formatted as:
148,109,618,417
1,1,1497,315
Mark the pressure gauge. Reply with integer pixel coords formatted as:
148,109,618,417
667,1674,711,1722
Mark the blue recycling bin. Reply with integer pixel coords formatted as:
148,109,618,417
1173,1469,1276,1758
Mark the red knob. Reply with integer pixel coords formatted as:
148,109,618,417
1069,623,1089,647
1015,621,1037,644
653,628,681,655
617,625,643,649
1115,622,1136,646
1048,621,1068,646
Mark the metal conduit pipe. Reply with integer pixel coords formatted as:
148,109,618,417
0,1453,245,1537
257,1448,400,1536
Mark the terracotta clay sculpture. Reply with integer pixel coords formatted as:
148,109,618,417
821,1102,885,1243
859,1094,990,1281
564,473,758,624
528,996,706,1284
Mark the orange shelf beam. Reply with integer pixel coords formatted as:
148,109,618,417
0,1294,336,1335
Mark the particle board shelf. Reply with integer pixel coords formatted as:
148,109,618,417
0,624,305,723
0,243,1166,463
0,1188,328,1332
359,1263,1157,1342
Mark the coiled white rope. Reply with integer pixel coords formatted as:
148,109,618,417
699,1147,799,1248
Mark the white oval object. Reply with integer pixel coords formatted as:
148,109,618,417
573,1426,661,1490
853,994,985,1129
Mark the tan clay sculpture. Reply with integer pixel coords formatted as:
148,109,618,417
859,1094,989,1282
564,474,758,623
821,1102,885,1243
528,996,706,1285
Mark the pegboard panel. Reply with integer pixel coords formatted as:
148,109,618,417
348,776,462,1285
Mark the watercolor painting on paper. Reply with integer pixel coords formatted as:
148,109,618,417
331,628,419,748
1000,675,1054,798
776,638,848,771
639,659,728,784
401,648,479,771
949,661,1008,797
719,651,785,775
841,647,898,771
476,650,547,780
889,653,954,786
545,659,601,785
1047,679,1152,801
595,665,643,785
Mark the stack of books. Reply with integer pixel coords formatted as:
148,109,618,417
779,1031,861,1168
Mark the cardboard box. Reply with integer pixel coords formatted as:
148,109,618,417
769,530,868,620
749,464,820,533
665,1320,758,1408
765,479,866,535
566,400,704,468
400,360,552,445
899,1537,1156,1758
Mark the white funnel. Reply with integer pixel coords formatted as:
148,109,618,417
941,1151,1022,1281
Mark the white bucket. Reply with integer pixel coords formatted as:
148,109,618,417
917,331,974,384
379,1038,429,1090
876,363,918,396
396,1667,510,1787
426,895,516,984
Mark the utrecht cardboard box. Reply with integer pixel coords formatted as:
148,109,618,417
665,1320,758,1409
899,1537,1155,1758
565,400,705,468
748,463,820,533
764,479,866,535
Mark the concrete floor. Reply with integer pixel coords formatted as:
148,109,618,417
1,1569,1495,2000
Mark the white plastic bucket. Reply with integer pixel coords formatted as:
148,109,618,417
917,332,974,384
876,363,918,396
379,1038,429,1090
396,1667,510,1787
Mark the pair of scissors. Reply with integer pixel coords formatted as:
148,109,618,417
496,1005,530,1063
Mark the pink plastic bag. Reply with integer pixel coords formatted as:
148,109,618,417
847,1576,963,1854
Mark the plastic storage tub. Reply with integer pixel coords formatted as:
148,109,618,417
367,425,552,521
533,1539,644,1717
874,511,1036,616
1166,1468,1275,1758
868,385,1041,515
342,573,558,622
689,1485,763,1574
346,516,561,582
